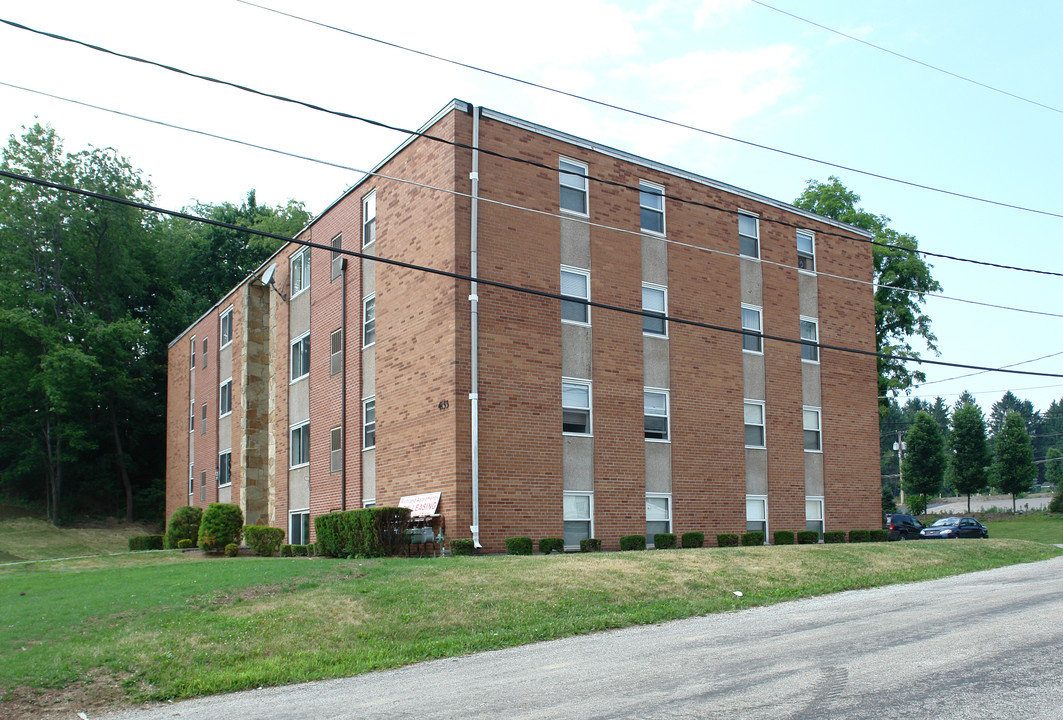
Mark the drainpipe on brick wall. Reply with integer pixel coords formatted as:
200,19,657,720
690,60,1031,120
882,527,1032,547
340,256,348,510
469,106,482,549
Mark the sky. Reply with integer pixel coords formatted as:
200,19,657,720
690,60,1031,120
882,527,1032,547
1,0,1061,415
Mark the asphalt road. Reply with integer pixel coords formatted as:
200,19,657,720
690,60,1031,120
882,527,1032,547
102,555,1063,720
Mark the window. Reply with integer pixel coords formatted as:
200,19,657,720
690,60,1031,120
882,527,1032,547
290,511,310,545
330,329,343,377
804,407,822,452
189,400,194,433
331,234,344,280
218,450,231,487
200,471,206,501
291,332,310,382
362,499,376,508
290,422,310,468
363,192,376,247
201,404,207,435
559,158,588,215
220,307,233,348
800,317,819,363
363,398,376,450
639,181,664,234
330,426,342,473
291,247,311,297
738,213,759,258
190,335,196,369
562,380,591,435
219,379,232,417
746,495,767,537
642,284,667,336
363,295,376,347
744,400,765,448
741,305,762,353
188,463,194,495
202,337,208,369
560,266,590,325
563,492,593,548
797,230,815,272
645,494,671,546
644,389,669,441
806,497,824,539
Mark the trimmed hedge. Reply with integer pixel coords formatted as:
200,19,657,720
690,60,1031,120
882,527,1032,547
449,539,475,556
681,531,704,548
539,538,564,555
870,529,889,542
579,538,601,553
280,544,293,557
224,543,239,558
797,531,820,545
620,534,646,551
653,533,677,549
292,544,308,557
198,503,244,552
773,531,795,546
741,531,765,546
848,529,871,543
506,537,533,555
244,526,285,557
314,507,411,558
823,531,846,544
165,505,203,549
717,533,740,547
177,538,194,549
128,535,164,552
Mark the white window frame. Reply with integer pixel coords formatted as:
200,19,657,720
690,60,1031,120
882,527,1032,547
363,294,376,348
797,229,815,273
218,449,232,488
219,378,232,417
201,403,207,435
363,397,376,450
800,316,819,364
331,233,344,280
290,421,310,469
562,378,592,436
188,462,194,495
641,283,667,337
330,426,342,474
560,266,590,326
746,495,768,539
189,400,194,433
744,400,766,449
290,331,310,383
201,337,208,369
645,492,672,547
644,388,670,442
362,499,376,508
741,304,763,354
289,509,310,545
738,212,759,259
190,335,196,369
563,491,594,550
639,180,665,235
559,157,588,216
330,328,343,377
291,246,311,298
804,406,822,453
362,192,377,247
219,307,233,348
806,496,825,539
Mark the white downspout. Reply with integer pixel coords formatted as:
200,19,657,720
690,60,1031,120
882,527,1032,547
469,106,482,549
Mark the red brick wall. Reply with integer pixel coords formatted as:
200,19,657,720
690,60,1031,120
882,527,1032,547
165,339,190,522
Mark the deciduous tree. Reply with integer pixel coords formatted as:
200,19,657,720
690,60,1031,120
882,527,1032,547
949,402,989,512
901,411,947,513
994,411,1037,512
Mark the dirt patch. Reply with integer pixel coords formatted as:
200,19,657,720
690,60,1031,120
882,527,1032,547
1,670,137,719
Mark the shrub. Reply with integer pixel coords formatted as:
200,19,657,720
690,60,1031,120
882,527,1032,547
165,505,203,549
681,531,704,548
797,531,820,545
870,529,889,542
224,543,239,558
848,530,871,543
1049,484,1063,514
243,526,285,556
538,538,564,555
823,531,846,544
505,537,533,555
314,507,411,558
293,544,308,557
773,531,795,546
306,543,317,557
653,533,677,549
716,533,740,547
579,538,601,552
620,535,646,551
449,538,475,556
280,544,293,557
128,535,164,552
177,538,194,549
741,531,765,546
198,503,244,552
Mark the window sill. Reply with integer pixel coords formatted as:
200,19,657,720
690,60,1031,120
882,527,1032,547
801,358,820,365
640,228,666,237
219,411,232,419
643,331,668,339
559,208,590,219
561,319,591,328
798,269,816,277
804,448,823,454
362,342,376,350
362,446,376,452
218,482,232,489
219,340,233,351
742,349,764,356
739,254,761,262
645,438,671,444
563,432,593,438
745,445,766,450
290,375,309,385
289,462,310,470
290,287,309,300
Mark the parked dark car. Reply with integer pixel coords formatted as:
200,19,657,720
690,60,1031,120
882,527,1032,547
885,513,925,541
919,516,989,539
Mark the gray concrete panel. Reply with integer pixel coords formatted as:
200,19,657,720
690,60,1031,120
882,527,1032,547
218,415,231,454
560,217,590,267
645,442,672,493
743,354,765,400
362,448,376,502
740,258,762,306
802,363,821,406
561,324,592,379
362,258,376,296
289,378,310,425
643,336,670,389
362,345,376,397
219,485,231,504
563,436,594,491
641,235,667,286
745,448,768,494
219,344,232,373
805,452,824,496
289,466,310,510
290,290,310,338
799,273,818,317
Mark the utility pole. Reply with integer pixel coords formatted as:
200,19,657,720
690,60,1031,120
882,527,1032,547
893,431,907,507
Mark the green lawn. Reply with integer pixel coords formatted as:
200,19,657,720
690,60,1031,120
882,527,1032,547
1,538,1059,717
986,513,1063,544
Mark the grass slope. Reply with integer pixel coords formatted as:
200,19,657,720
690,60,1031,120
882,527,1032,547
0,516,158,563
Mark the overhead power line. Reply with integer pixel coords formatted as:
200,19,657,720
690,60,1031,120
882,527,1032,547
750,0,1063,117
913,349,1063,388
4,167,1063,381
4,16,1063,282
227,1,1063,221
3,80,1060,321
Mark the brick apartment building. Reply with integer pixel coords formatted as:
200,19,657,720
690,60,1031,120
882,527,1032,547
165,99,881,553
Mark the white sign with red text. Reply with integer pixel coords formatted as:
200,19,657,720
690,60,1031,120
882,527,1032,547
398,492,441,518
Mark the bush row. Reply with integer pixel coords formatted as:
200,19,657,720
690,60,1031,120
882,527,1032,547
494,528,893,554
128,535,164,551
314,507,411,558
